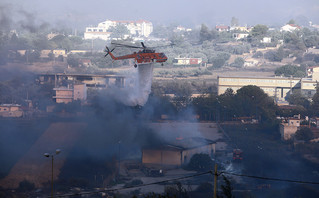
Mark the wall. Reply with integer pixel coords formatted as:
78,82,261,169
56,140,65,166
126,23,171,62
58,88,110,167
142,149,181,166
280,123,298,140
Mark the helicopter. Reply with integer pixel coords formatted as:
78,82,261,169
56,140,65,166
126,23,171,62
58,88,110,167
104,41,171,68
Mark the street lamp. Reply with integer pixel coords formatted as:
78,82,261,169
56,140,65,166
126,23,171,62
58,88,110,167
44,149,61,198
118,141,121,177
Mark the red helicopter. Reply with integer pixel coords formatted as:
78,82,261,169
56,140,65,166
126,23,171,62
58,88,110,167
105,41,171,68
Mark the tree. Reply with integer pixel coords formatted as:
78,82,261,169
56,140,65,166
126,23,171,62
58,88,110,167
187,153,214,171
67,54,80,67
251,24,268,38
231,57,245,68
274,65,306,77
219,175,234,198
235,85,277,124
295,127,313,141
304,35,319,48
108,24,130,39
192,94,217,121
287,90,310,109
26,50,40,63
200,24,217,43
211,57,226,68
287,19,296,24
264,48,284,62
311,86,319,116
17,180,35,192
230,17,239,27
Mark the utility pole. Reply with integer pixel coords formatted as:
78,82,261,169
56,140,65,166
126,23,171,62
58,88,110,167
51,155,54,198
213,164,218,198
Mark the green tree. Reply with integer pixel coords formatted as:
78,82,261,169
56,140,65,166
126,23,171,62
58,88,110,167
200,24,217,43
287,19,296,24
108,24,130,39
264,47,284,62
235,85,277,123
50,35,72,51
192,94,217,120
251,24,268,38
231,17,239,27
67,54,80,67
287,90,310,109
274,65,306,77
295,127,313,141
231,57,245,68
311,86,319,116
211,57,226,68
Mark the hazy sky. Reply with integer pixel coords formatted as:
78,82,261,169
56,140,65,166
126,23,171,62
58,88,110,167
2,0,319,29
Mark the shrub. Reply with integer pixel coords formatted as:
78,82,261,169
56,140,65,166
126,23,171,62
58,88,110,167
17,180,35,192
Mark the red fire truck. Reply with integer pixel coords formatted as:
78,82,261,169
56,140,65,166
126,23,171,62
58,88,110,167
233,149,243,161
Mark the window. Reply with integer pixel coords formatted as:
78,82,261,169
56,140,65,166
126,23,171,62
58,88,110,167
87,29,92,32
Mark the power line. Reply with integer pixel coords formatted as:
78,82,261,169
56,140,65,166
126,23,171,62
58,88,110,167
48,171,213,198
42,170,319,197
220,171,319,185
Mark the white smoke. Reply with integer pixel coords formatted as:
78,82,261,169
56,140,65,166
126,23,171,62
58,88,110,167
110,63,154,106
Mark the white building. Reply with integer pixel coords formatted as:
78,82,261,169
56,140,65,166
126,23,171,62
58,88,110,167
261,37,272,43
84,19,153,40
280,24,301,32
233,33,249,40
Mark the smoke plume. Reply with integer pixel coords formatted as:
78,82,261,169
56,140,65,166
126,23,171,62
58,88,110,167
108,63,154,106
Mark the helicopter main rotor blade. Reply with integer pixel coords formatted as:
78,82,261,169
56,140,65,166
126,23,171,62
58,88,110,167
111,41,143,49
141,42,146,48
151,43,176,48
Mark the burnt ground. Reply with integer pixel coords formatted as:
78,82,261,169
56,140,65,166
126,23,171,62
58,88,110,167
221,124,319,198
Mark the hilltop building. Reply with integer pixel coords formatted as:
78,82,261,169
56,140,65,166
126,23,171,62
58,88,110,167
84,19,153,40
233,33,249,40
173,57,202,65
215,25,230,32
280,24,301,32
230,26,251,32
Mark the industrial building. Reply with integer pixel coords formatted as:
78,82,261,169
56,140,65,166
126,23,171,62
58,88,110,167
218,76,301,101
218,66,319,102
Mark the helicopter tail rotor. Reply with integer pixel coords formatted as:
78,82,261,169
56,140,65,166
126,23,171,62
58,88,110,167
104,46,115,57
